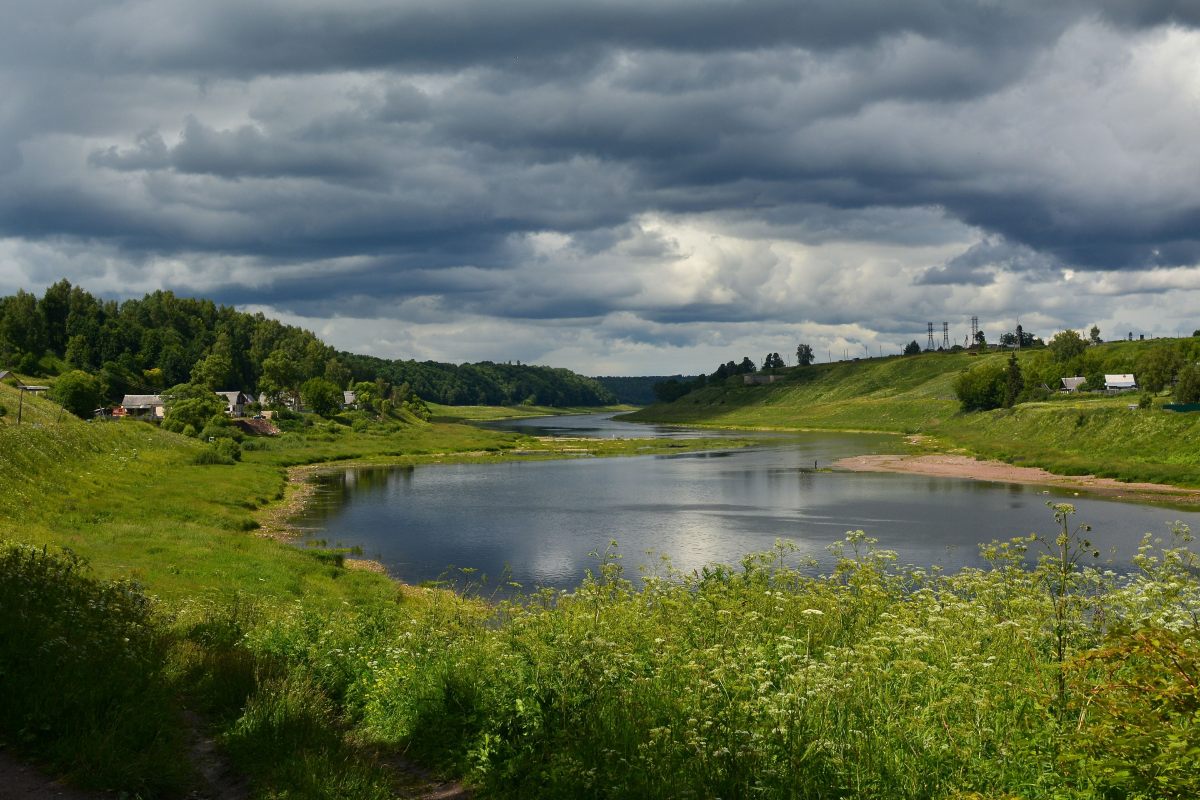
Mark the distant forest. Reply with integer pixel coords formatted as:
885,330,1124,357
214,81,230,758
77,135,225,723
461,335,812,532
0,280,614,407
593,376,696,405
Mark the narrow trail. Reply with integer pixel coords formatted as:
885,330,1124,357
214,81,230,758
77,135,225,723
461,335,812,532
0,739,470,800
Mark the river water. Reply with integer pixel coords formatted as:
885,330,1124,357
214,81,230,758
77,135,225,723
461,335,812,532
293,413,1200,591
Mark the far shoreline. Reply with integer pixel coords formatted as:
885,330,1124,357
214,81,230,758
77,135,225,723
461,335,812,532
834,453,1200,507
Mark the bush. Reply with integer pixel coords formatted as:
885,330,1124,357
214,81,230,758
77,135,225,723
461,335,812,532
0,542,187,793
0,402,6,417
193,438,240,464
953,360,1006,411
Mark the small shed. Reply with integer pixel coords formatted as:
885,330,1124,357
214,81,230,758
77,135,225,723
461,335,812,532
0,369,21,386
342,390,358,410
1060,377,1087,393
119,394,165,420
1104,374,1137,392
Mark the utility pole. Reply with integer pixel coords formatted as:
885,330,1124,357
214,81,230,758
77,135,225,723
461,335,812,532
16,387,23,426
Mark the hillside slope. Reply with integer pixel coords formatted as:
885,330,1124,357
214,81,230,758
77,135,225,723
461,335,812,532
624,352,971,432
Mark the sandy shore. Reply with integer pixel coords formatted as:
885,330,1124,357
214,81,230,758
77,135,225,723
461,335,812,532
834,453,1200,505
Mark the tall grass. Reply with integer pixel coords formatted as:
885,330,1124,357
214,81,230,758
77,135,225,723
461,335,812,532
0,542,190,794
230,507,1200,799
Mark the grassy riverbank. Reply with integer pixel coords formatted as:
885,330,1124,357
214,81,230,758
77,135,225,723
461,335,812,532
4,381,1200,798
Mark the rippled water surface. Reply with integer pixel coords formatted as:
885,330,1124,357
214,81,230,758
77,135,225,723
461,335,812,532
293,413,1200,590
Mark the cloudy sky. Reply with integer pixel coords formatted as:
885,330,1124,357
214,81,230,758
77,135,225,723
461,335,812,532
2,1,1200,375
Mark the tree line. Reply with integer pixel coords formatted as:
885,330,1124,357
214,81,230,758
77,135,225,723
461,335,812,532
0,280,615,411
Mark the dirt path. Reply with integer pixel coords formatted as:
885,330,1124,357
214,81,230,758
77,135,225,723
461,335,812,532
0,750,107,800
835,453,1200,505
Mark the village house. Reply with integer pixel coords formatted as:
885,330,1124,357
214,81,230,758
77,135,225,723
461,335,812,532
1104,374,1137,392
342,390,357,410
1060,377,1086,393
117,394,165,420
215,390,252,417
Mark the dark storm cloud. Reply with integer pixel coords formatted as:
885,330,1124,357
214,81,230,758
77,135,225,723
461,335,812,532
2,0,1200,353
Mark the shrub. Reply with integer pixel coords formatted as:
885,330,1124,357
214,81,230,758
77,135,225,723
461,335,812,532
0,542,187,793
953,360,1006,411
0,402,6,417
193,438,240,464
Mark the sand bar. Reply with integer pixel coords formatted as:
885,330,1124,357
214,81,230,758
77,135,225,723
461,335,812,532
834,453,1200,506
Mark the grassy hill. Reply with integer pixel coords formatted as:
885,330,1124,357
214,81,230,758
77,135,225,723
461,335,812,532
624,351,973,432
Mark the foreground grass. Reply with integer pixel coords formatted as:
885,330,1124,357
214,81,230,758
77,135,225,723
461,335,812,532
7,509,1199,799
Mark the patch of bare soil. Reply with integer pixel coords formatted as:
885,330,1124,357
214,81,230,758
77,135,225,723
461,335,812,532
256,464,323,539
835,453,1200,505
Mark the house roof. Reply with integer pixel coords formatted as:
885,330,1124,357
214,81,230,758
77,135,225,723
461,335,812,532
1105,374,1137,387
215,390,250,404
1061,377,1086,390
343,390,357,404
121,394,164,408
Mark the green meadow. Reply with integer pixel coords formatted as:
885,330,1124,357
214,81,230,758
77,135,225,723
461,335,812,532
3,372,1200,798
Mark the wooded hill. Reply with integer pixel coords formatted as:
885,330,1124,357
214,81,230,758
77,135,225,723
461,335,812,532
0,280,613,407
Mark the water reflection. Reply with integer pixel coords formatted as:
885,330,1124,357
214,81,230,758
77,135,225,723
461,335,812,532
292,414,1200,592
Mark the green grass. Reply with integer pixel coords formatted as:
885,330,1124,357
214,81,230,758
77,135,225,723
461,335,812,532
624,352,971,433
428,403,637,422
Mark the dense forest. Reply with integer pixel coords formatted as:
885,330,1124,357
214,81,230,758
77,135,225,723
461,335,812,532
0,280,614,407
339,352,614,407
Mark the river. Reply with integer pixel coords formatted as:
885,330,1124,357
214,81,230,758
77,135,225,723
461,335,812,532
292,413,1200,591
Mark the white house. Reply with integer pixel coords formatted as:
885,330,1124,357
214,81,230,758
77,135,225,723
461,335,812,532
215,390,252,417
342,390,358,410
1104,374,1137,391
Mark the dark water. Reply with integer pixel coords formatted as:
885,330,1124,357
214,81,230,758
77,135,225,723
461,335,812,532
294,414,1200,590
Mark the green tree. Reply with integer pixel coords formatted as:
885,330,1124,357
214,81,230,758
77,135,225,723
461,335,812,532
1048,329,1087,363
161,383,225,436
1135,347,1181,393
49,370,101,418
1003,352,1024,408
1175,364,1200,403
796,343,815,366
191,332,236,390
1089,325,1101,345
301,377,342,417
260,348,301,405
324,357,352,389
953,360,1006,411
903,340,921,356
